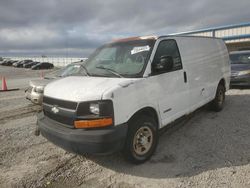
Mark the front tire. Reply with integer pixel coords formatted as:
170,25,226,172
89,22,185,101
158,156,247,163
211,83,225,112
123,115,158,164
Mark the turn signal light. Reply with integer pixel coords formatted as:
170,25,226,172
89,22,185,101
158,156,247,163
74,118,113,129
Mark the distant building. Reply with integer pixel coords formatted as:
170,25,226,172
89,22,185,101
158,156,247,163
170,22,250,51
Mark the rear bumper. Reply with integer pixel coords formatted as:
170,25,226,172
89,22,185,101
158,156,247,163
37,112,128,155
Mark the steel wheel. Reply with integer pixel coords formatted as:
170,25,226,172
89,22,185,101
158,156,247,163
211,83,225,112
133,126,153,156
123,115,158,164
217,89,224,106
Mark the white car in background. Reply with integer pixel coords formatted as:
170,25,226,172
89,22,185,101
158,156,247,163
25,62,86,104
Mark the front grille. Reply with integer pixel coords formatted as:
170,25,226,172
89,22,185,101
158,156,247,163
43,96,78,127
43,96,77,110
44,110,75,126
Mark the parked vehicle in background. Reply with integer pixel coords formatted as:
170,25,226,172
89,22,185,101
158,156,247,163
0,57,5,64
37,36,230,164
16,59,33,68
25,79,51,105
4,60,18,66
1,59,11,65
230,50,250,87
13,60,25,67
23,61,39,68
0,59,10,65
31,62,54,70
25,62,85,104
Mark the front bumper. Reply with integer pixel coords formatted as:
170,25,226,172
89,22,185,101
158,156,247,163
230,75,250,86
37,112,128,155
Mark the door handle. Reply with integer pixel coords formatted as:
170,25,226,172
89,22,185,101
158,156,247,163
183,71,187,83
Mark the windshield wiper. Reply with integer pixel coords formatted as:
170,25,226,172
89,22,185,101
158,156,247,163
80,64,90,76
95,66,123,78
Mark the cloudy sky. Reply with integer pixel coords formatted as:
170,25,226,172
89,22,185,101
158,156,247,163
0,0,249,57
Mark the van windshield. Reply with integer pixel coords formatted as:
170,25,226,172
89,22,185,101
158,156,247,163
84,39,155,78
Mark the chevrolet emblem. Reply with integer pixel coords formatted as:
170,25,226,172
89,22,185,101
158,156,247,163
51,106,59,114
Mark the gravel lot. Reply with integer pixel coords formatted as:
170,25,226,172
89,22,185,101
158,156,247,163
0,66,250,188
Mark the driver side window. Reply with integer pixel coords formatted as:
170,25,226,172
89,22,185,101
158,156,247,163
153,40,182,73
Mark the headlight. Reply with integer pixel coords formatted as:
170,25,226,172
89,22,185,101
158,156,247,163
238,70,250,76
34,86,44,93
77,100,114,117
90,103,100,115
75,100,114,129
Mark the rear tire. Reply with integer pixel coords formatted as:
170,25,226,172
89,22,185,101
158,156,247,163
123,115,158,164
211,83,225,112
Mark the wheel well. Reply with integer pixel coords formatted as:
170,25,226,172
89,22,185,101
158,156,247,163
128,107,159,129
219,78,226,89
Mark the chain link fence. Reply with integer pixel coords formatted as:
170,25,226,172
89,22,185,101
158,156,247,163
3,57,87,67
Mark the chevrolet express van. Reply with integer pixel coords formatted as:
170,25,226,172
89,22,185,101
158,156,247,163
37,36,230,163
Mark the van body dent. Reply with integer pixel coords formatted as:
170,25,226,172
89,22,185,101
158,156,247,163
37,36,230,163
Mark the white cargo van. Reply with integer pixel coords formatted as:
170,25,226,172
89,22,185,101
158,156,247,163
37,36,230,163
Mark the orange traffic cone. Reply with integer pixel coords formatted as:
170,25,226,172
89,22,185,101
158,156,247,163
1,76,8,91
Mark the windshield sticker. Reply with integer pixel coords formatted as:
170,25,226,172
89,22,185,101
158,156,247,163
131,45,150,55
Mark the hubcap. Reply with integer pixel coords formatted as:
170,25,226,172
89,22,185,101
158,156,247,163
218,89,224,105
133,126,153,155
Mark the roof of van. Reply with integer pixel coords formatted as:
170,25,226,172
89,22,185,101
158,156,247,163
111,35,220,43
112,36,158,42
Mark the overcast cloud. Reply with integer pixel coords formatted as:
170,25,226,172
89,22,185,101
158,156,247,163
0,0,249,57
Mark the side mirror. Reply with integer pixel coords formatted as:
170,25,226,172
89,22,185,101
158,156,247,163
153,56,174,73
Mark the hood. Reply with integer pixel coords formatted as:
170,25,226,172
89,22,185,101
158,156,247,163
30,78,53,88
231,63,250,72
44,76,137,102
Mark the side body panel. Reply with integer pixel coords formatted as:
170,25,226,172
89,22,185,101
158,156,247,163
175,37,230,112
103,72,189,128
